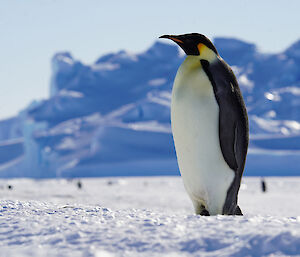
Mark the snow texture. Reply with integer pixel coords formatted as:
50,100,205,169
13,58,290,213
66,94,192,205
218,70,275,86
0,38,300,177
1,177,300,257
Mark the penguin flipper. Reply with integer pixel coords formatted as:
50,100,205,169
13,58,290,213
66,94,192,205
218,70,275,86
201,59,249,215
200,59,248,173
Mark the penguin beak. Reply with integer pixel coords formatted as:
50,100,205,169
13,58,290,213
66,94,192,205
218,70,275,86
159,35,184,44
159,34,199,56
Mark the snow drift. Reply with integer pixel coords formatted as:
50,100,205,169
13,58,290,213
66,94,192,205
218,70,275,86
0,177,299,256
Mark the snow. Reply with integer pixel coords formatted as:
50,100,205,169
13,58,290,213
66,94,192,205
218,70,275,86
148,78,167,87
251,116,300,135
58,90,84,98
1,176,300,256
238,74,254,90
265,92,281,102
265,87,300,103
55,54,74,65
92,63,120,71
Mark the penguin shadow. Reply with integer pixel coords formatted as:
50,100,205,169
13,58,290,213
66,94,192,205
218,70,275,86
0,184,14,190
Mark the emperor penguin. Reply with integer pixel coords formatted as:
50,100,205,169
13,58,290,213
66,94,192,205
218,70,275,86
160,33,249,216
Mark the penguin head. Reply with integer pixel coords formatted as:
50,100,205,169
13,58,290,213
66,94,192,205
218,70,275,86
159,33,218,61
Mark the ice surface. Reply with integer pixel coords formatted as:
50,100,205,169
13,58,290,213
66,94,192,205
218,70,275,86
0,177,299,256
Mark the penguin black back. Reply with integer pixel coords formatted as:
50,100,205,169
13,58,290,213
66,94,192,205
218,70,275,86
200,57,249,215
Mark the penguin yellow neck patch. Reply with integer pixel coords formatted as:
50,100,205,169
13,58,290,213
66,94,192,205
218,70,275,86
197,43,217,62
197,43,204,54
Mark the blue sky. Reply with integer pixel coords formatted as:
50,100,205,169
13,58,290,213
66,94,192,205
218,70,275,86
0,0,299,119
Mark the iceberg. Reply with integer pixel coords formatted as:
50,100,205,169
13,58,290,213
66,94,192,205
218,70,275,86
0,38,300,178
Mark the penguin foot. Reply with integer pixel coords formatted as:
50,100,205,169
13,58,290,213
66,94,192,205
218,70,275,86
193,203,210,216
200,208,210,216
235,205,243,216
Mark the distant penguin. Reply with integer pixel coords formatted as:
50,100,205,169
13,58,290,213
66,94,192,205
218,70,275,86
77,181,82,189
160,33,249,215
7,185,13,190
261,178,267,193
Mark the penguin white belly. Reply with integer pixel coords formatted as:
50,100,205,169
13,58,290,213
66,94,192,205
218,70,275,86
171,62,234,215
